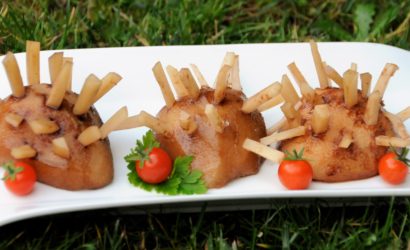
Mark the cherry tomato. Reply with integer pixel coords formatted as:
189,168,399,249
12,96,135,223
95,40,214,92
136,147,172,184
378,152,408,185
3,161,37,196
278,159,313,190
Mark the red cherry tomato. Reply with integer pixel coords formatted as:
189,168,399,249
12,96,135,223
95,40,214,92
278,159,313,190
378,152,408,185
3,161,37,196
136,147,172,184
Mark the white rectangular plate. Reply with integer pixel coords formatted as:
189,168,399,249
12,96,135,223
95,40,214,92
0,42,409,226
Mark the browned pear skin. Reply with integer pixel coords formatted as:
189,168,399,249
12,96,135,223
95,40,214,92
0,84,113,190
280,88,394,182
156,87,266,188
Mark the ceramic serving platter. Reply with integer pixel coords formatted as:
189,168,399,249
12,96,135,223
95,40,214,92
0,42,409,226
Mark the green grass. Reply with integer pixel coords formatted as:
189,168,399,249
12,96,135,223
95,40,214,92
0,0,409,52
0,0,410,249
1,198,410,249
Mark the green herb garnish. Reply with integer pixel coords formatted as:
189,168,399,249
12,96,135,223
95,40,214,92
125,130,207,195
124,130,159,168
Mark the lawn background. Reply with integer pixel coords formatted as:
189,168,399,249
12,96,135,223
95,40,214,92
1,0,410,249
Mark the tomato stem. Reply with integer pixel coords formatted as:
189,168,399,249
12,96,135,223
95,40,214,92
389,146,410,166
2,161,23,181
284,148,305,161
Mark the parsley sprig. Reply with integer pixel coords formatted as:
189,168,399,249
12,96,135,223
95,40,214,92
124,130,159,167
125,130,207,195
